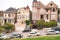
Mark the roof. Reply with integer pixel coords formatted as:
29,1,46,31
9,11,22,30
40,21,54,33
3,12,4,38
46,1,58,7
5,7,17,11
33,0,37,2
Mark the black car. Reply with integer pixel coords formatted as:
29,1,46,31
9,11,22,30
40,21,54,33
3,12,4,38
52,27,60,31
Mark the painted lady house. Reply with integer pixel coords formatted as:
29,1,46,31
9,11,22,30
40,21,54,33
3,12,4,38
32,0,58,23
15,6,31,32
2,7,17,25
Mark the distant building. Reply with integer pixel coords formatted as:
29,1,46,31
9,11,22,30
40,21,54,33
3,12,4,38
32,0,58,23
2,7,17,24
0,11,3,25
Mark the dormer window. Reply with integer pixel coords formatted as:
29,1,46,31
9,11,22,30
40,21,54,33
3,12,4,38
50,4,52,6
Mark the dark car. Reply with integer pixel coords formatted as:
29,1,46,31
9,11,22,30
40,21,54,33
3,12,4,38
52,27,60,31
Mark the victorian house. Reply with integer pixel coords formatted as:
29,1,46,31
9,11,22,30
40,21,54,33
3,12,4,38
2,7,17,25
15,6,31,32
32,0,58,23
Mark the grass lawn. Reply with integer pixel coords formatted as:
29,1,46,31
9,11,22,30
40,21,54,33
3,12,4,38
11,35,60,40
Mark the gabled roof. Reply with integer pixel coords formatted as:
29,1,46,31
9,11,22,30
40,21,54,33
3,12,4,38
33,0,37,2
46,1,58,7
37,1,45,8
5,7,17,11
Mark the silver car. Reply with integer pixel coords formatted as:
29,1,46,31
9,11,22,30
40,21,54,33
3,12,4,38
46,30,56,35
0,33,10,39
46,30,60,35
28,31,40,37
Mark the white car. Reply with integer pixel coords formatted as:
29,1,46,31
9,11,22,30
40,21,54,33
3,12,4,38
46,30,60,35
46,30,56,35
0,34,10,39
28,30,40,37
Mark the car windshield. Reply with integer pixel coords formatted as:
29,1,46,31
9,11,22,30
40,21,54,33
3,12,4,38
30,32,37,34
49,31,55,32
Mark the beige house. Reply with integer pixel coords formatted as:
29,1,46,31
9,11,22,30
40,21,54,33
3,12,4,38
2,7,17,25
15,6,31,32
32,0,58,23
17,6,30,24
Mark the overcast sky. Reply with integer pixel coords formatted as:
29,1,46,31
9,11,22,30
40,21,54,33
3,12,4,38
0,0,60,11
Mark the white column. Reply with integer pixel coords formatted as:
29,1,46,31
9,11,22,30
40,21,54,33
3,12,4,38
2,19,4,25
7,19,8,23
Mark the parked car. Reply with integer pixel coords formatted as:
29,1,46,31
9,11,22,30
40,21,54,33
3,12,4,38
23,29,31,32
28,30,40,37
46,30,60,35
10,33,23,38
55,31,60,34
46,30,56,35
0,33,9,39
52,27,60,31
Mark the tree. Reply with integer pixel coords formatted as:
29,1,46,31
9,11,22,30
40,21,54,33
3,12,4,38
0,26,5,33
35,20,45,29
29,23,33,29
4,23,15,33
25,20,30,25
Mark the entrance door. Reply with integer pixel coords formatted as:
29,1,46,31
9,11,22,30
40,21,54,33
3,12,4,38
41,15,43,19
4,19,7,24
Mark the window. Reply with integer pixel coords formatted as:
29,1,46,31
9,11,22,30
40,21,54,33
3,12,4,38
53,8,55,12
8,19,11,22
8,14,11,17
51,15,55,19
46,14,48,19
41,15,43,19
39,4,40,5
46,9,48,12
50,4,52,6
33,10,37,12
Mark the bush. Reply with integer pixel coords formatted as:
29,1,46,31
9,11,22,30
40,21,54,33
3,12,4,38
35,20,45,29
4,23,15,33
45,21,57,28
0,26,5,33
29,23,33,29
25,20,30,25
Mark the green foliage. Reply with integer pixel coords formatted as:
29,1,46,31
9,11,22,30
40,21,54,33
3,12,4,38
35,20,57,29
25,20,30,25
35,20,45,29
0,38,10,40
29,23,33,29
0,26,5,33
0,22,15,33
4,23,15,33
45,21,57,28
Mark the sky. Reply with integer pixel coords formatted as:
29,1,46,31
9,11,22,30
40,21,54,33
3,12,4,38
0,0,60,11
